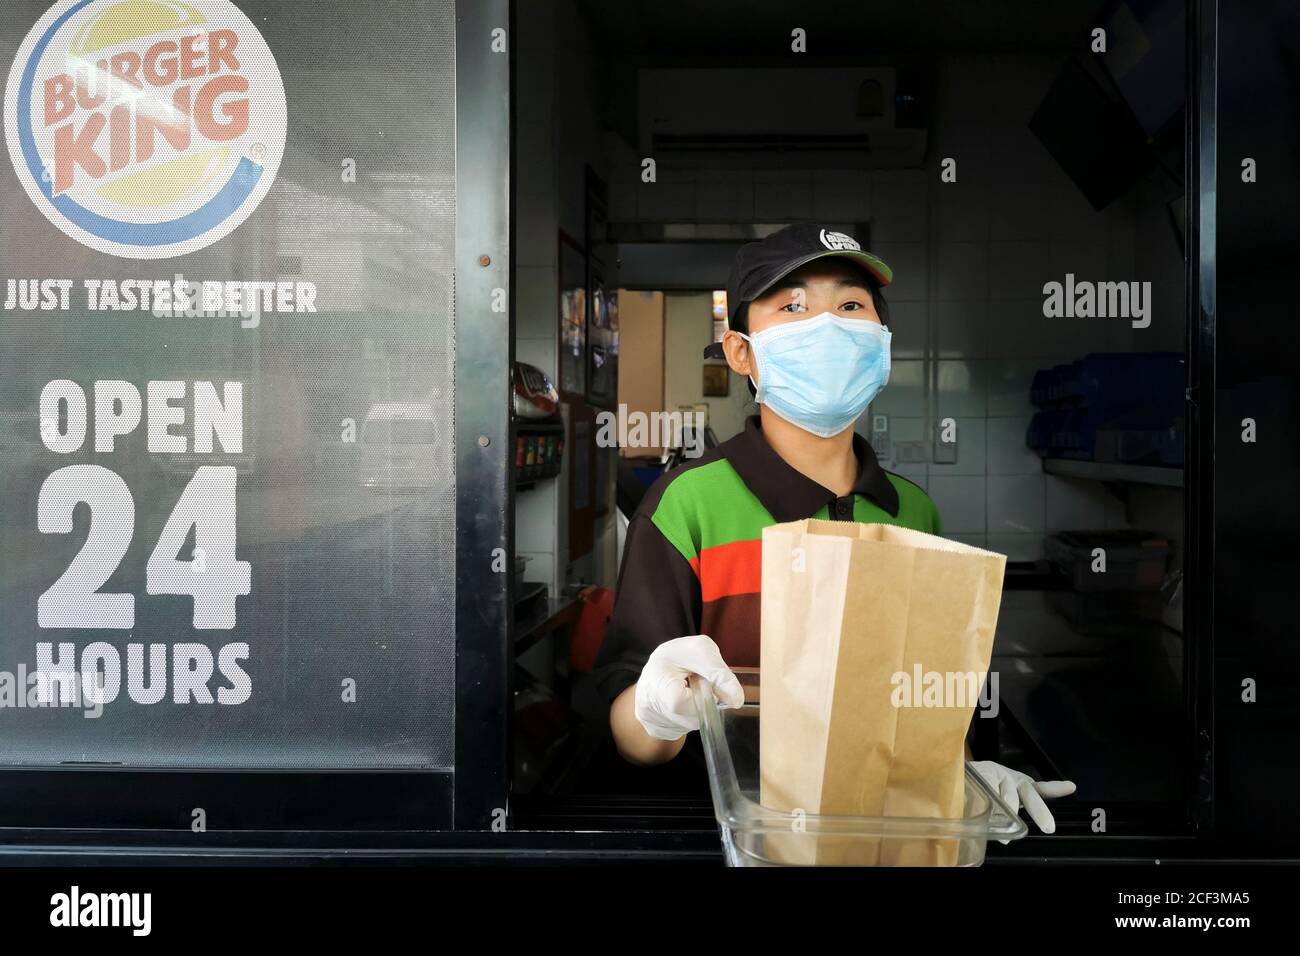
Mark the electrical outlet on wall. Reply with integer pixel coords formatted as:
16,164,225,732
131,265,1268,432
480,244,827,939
894,441,931,463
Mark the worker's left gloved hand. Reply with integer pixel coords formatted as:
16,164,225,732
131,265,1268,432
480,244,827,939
971,761,1076,839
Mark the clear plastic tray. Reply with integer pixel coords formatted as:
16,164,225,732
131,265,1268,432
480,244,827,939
693,672,1028,866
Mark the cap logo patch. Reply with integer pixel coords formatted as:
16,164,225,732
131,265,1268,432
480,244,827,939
819,229,860,251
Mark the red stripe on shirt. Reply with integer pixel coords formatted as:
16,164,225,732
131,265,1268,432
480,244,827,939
694,537,762,603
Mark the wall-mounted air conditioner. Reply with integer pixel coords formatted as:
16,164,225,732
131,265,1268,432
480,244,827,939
637,67,927,169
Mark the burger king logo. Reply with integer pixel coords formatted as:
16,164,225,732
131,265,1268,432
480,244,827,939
4,0,287,259
818,229,860,252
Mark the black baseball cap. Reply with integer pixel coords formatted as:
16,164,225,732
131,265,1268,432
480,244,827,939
703,223,892,359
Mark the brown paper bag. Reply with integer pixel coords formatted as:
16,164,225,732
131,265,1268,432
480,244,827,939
758,520,1006,866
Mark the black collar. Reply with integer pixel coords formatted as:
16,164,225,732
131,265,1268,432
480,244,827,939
719,416,899,523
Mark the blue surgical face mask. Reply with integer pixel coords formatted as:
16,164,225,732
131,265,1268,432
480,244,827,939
739,312,891,438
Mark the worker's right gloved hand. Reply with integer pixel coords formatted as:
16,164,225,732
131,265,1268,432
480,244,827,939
634,635,745,741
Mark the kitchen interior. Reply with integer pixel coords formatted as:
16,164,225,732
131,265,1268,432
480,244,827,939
508,0,1189,837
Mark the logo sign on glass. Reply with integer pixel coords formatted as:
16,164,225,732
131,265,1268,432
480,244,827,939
4,0,287,259
1,0,459,769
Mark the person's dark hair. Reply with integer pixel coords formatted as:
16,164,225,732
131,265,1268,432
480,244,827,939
734,272,891,399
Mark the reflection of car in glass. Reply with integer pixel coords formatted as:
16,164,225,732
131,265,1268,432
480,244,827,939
361,403,441,489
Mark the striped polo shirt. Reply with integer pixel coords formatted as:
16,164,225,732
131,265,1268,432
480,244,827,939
593,415,943,704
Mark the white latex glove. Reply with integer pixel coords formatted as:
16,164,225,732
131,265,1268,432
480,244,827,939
971,760,1076,840
634,635,745,741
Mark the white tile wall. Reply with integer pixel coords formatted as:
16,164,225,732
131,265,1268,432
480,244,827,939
988,187,1055,242
872,359,925,416
988,474,1046,534
887,300,927,360
935,360,988,418
934,134,998,184
936,57,996,135
986,416,1039,475
985,300,1040,358
871,242,928,302
754,171,813,219
987,127,1061,185
696,170,755,221
813,169,871,222
927,476,987,533
987,533,1047,562
1045,475,1108,530
937,242,989,300
871,170,929,242
1048,238,1112,281
936,183,990,243
635,173,695,220
992,240,1055,300
1051,195,1112,248
987,299,1095,360
937,300,989,358
987,358,1044,416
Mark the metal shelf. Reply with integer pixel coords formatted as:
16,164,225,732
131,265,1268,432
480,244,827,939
1042,458,1184,488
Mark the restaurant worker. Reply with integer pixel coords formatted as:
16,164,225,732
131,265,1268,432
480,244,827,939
593,223,1075,834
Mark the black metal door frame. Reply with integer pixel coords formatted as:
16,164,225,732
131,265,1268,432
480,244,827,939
452,0,513,831
1185,0,1217,836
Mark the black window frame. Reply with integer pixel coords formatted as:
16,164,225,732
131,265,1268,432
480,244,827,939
0,0,1235,863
